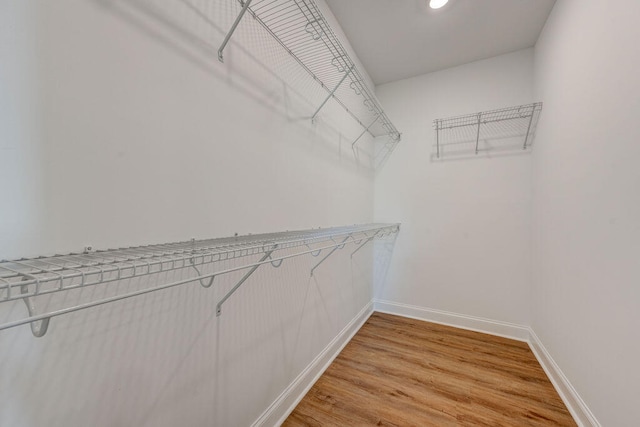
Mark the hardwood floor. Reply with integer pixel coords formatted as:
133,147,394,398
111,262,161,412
284,312,576,426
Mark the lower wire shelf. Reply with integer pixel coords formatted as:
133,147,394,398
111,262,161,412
0,223,400,337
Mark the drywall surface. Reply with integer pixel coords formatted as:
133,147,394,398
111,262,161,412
0,1,46,258
374,49,534,326
0,1,382,426
532,0,640,424
1,0,377,259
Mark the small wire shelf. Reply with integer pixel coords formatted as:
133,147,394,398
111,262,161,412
433,102,543,159
0,223,399,337
219,0,401,157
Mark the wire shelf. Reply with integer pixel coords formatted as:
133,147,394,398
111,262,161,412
0,223,399,337
219,0,401,153
433,102,543,159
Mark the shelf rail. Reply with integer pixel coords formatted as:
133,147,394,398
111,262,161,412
0,224,399,337
218,0,401,150
434,102,543,158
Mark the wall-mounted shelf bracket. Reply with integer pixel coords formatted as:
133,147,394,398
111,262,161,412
435,119,440,158
218,0,254,62
310,235,350,277
475,113,482,155
350,231,377,257
523,108,536,150
352,114,381,148
216,246,276,316
312,65,355,121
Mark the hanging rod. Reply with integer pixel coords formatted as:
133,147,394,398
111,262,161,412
218,0,401,150
0,223,400,337
433,102,543,158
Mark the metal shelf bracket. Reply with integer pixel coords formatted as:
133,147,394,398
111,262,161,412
216,246,276,317
310,235,350,277
312,65,355,121
352,114,381,148
218,0,254,62
350,232,377,257
475,113,482,155
523,104,536,150
436,119,440,158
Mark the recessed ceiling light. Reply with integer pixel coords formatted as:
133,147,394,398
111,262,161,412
429,0,449,9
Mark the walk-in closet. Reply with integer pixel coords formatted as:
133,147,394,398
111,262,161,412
1,0,638,426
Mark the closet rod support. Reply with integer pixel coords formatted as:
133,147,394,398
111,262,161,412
22,295,49,338
312,65,355,121
352,114,381,148
310,235,350,277
216,246,276,317
20,279,49,337
218,0,254,62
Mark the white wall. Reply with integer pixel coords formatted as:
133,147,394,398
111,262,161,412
0,0,382,426
533,0,640,425
374,49,534,326
0,1,46,257
20,0,378,258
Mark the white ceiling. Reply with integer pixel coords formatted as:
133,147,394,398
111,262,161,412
325,0,556,85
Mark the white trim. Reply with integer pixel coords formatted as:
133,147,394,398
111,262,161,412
527,328,601,427
373,299,530,342
251,302,374,427
373,299,600,427
252,298,599,427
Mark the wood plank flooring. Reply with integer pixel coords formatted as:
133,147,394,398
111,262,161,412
284,312,576,426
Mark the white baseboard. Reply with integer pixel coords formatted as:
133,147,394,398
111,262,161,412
251,298,599,427
251,301,374,427
373,299,600,427
528,329,601,427
373,299,530,342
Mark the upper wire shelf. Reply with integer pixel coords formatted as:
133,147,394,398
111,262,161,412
433,102,543,159
0,223,399,337
219,0,401,156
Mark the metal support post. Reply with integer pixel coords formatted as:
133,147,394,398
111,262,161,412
218,0,254,62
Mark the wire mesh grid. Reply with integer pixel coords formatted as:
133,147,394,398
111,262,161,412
242,0,401,144
0,224,398,303
0,224,399,334
433,102,543,158
96,0,396,169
